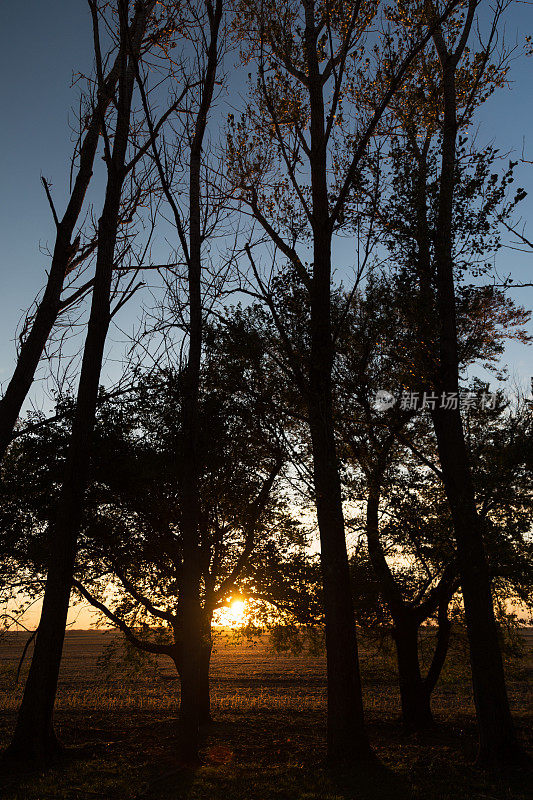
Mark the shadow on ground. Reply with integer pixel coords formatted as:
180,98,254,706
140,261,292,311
0,708,531,799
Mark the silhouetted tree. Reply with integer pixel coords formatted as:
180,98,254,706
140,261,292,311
0,2,154,463
3,0,160,767
228,0,460,765
0,356,291,722
372,0,532,765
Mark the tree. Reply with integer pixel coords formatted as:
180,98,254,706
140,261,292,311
0,359,289,731
426,1,522,767
0,1,162,464
344,384,533,732
3,0,161,767
334,251,531,731
331,278,455,730
128,0,232,761
228,0,459,765
373,0,532,765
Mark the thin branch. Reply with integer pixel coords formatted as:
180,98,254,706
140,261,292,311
41,177,60,228
16,630,37,684
331,0,461,230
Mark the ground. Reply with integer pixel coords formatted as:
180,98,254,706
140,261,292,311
0,628,531,799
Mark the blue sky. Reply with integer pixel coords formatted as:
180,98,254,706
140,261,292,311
0,0,531,407
0,2,95,397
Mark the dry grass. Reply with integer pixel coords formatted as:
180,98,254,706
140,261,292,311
0,629,531,800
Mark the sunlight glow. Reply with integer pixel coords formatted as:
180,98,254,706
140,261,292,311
214,598,248,628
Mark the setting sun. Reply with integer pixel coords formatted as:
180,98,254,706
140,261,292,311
214,598,248,628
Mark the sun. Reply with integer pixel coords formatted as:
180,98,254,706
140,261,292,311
230,599,245,621
214,598,248,628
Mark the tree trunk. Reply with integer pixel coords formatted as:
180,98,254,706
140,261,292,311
5,221,118,764
429,32,523,763
172,623,212,739
303,0,369,766
198,639,213,725
308,237,369,762
1,543,73,764
309,406,369,764
177,609,203,764
3,3,153,767
308,229,369,763
393,619,433,731
425,598,452,696
171,0,222,764
432,410,520,766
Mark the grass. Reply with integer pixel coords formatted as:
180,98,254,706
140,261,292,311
0,629,531,799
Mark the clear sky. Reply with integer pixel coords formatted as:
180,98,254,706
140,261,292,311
0,1,531,628
1,2,93,391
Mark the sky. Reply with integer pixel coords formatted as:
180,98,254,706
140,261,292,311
0,1,532,629
1,2,532,394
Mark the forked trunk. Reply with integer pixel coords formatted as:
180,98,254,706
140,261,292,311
393,620,433,731
367,480,453,732
0,7,144,464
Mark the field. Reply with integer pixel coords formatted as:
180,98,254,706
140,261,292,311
0,629,531,799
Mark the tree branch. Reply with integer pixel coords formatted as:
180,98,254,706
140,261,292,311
72,579,174,656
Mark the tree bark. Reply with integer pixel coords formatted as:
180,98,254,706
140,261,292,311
3,2,153,767
198,639,213,725
393,619,433,731
430,29,524,764
303,0,370,764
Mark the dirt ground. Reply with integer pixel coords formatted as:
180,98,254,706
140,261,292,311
0,628,531,799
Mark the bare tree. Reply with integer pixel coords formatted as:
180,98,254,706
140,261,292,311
0,2,152,462
125,0,230,763
3,0,160,767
